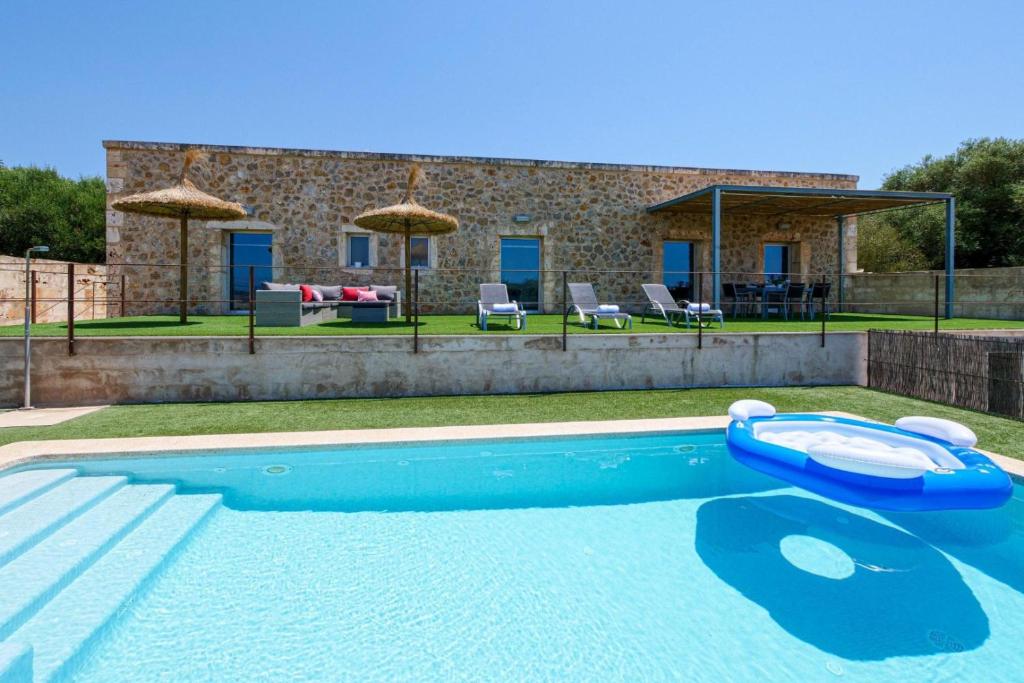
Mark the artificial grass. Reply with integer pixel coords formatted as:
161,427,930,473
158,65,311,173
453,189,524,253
2,313,1024,337
1,386,1021,460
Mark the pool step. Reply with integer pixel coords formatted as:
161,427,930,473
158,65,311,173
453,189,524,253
0,484,175,641
9,492,222,683
0,476,126,568
0,470,77,517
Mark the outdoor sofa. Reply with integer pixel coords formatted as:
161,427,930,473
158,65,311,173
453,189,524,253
255,283,401,327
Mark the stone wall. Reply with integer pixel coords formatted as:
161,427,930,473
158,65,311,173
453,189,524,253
0,332,867,407
0,256,111,326
844,266,1024,320
105,142,858,314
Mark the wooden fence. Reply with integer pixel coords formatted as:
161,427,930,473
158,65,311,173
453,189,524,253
867,330,1024,420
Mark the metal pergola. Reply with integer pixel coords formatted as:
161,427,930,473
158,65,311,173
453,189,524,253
646,185,956,316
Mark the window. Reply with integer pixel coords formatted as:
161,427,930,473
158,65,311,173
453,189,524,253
764,244,791,284
500,237,541,310
409,236,429,268
662,241,694,301
229,232,273,310
348,234,370,268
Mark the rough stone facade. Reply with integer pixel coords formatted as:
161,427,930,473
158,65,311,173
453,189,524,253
104,141,858,314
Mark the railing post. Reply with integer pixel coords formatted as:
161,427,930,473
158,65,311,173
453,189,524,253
120,273,127,318
67,263,75,356
697,272,703,350
413,267,419,354
562,271,568,352
30,271,37,324
820,275,826,348
248,265,255,355
933,274,940,335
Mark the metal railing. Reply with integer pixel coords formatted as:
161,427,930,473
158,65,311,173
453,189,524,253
1,263,1023,359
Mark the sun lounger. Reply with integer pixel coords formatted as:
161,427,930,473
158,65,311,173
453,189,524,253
641,283,724,328
478,283,527,331
567,283,632,330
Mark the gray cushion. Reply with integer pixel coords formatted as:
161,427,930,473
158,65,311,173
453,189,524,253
261,281,300,291
312,284,342,300
370,284,397,301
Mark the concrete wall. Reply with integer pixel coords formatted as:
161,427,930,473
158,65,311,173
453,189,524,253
0,332,866,408
845,266,1024,320
0,256,111,326
104,141,858,315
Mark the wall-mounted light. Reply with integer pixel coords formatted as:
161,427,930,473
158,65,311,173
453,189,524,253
776,221,791,230
513,213,531,223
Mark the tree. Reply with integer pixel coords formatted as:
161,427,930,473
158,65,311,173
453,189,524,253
0,165,106,263
858,138,1024,271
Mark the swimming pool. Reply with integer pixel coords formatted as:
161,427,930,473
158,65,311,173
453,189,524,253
1,430,1022,681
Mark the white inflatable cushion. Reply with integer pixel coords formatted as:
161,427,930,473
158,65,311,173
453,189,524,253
728,400,777,422
894,416,977,447
752,420,964,471
807,442,934,479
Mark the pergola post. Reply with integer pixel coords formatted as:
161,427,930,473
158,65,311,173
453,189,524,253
945,197,956,319
836,215,845,313
711,187,721,310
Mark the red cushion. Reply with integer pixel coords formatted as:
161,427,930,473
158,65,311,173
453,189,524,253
299,284,315,303
341,286,369,301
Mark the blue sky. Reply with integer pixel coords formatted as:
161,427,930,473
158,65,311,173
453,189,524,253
3,0,1023,188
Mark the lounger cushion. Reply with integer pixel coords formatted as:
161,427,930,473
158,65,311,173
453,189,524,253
490,303,518,313
342,286,369,301
370,285,397,301
597,304,620,313
313,284,342,300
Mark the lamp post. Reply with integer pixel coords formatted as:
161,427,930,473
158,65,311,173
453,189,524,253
23,246,49,410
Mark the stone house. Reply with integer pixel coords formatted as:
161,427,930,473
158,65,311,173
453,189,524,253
104,141,857,314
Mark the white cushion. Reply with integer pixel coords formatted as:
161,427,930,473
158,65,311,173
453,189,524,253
489,303,518,314
894,416,977,447
687,303,711,313
596,304,620,313
728,400,777,422
808,442,934,479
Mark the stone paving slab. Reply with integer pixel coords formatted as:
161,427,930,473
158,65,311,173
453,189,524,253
0,406,108,429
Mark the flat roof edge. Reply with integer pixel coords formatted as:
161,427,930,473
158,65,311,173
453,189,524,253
646,184,952,214
102,140,859,182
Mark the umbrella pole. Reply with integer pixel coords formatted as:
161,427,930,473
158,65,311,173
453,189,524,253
404,222,412,324
179,215,189,324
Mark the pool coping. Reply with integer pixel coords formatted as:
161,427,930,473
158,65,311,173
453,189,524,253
1,412,1022,478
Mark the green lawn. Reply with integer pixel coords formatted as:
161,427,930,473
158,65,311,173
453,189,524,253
3,313,1024,337
1,386,1021,460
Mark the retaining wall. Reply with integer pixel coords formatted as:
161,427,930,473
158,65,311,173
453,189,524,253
0,332,866,407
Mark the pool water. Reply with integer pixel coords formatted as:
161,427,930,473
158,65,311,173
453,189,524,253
3,431,1024,682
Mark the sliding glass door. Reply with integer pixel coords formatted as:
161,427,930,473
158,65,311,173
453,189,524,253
500,237,541,310
229,232,273,310
662,240,694,301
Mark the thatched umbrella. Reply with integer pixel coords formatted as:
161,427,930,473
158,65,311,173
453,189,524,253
111,150,247,323
354,165,458,322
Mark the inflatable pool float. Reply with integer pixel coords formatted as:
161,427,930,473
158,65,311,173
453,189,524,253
725,400,1013,511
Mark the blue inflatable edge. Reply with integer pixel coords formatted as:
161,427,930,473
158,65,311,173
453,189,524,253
726,413,1014,512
